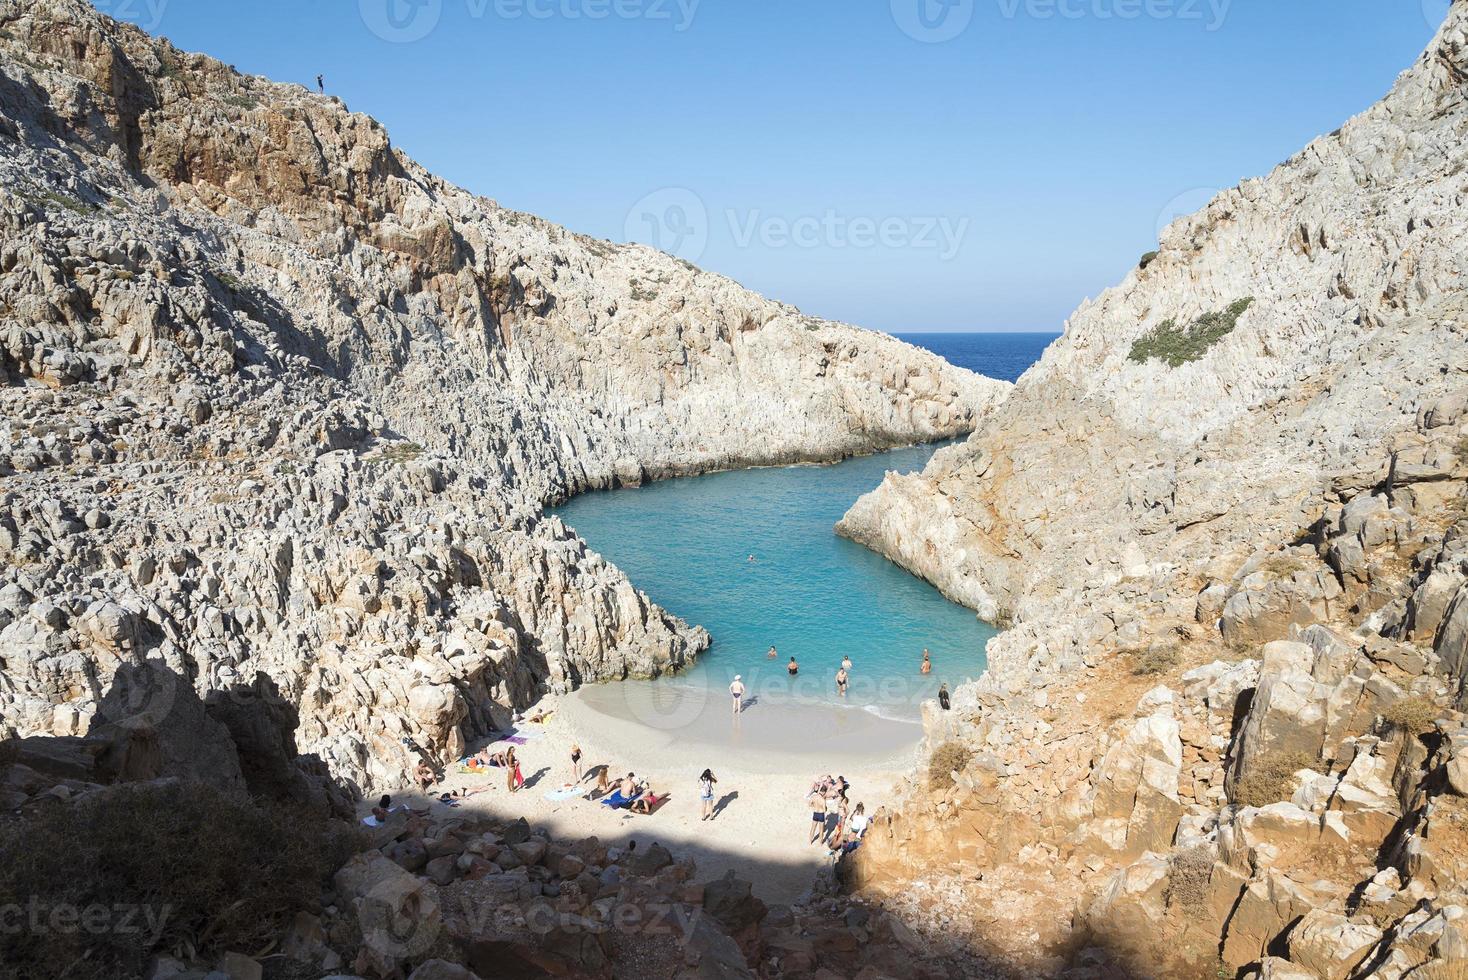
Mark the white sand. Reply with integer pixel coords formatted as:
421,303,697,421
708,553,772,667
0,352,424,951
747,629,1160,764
397,683,922,903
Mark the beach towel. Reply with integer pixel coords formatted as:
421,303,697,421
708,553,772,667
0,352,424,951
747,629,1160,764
599,789,638,809
544,783,588,802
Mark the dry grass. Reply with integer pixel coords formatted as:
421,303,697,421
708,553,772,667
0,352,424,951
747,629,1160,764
1455,435,1468,467
1418,960,1468,980
1257,553,1312,579
929,741,973,791
1166,845,1214,910
0,780,362,979
1382,694,1440,735
1232,750,1322,807
1131,644,1181,677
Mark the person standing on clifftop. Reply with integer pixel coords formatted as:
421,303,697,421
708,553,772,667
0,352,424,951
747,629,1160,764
730,675,746,716
315,74,324,93
938,683,951,711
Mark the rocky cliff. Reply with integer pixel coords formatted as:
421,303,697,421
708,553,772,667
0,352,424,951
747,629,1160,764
0,0,1010,794
838,4,1468,977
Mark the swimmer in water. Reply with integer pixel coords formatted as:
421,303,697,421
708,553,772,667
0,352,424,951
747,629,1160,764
921,648,932,675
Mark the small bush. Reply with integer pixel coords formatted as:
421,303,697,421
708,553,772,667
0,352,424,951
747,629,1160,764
0,781,361,980
375,442,424,466
1257,553,1311,580
1455,435,1468,467
1132,644,1180,676
1166,845,1214,909
1382,694,1440,735
1233,750,1321,807
1128,297,1254,367
222,94,257,110
929,741,973,790
1139,250,1159,269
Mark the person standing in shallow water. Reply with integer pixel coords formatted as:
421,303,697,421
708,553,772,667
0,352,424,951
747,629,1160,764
938,683,951,711
787,657,799,676
835,666,849,696
729,675,746,716
767,645,778,659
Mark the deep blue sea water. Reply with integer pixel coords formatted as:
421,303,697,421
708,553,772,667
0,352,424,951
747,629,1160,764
552,333,1055,722
897,331,1058,383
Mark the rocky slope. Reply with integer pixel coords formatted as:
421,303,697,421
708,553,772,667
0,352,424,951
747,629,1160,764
836,4,1468,977
0,0,1010,794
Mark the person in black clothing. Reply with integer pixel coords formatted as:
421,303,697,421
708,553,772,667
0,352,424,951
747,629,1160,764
316,74,324,93
787,657,799,676
938,683,951,711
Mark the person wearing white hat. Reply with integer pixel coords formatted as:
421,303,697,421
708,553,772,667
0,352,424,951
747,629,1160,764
729,674,746,716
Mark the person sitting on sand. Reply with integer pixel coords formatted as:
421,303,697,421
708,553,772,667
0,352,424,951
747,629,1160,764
620,772,640,798
413,758,436,793
921,649,932,675
788,656,799,676
835,666,849,696
596,766,611,797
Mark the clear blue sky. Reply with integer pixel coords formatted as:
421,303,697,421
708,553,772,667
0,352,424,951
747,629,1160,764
107,0,1446,332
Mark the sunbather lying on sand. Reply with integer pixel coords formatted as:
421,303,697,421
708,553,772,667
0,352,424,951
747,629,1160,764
630,785,662,813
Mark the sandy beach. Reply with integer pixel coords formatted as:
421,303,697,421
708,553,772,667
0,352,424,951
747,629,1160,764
381,682,924,903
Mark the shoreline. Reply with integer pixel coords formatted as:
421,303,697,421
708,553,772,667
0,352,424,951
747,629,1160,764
378,687,919,903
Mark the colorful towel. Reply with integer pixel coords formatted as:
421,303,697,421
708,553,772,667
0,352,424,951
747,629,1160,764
599,789,638,809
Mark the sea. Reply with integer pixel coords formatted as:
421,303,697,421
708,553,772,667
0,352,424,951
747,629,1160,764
551,332,1058,722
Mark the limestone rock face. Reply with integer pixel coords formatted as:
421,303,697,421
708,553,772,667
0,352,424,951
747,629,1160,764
0,0,1009,792
840,3,1468,695
837,6,1468,977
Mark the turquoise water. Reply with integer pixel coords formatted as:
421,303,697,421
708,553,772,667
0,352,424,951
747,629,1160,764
552,333,1054,722
553,442,996,721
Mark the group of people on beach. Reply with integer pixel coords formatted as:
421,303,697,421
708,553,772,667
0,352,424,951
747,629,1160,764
806,774,869,856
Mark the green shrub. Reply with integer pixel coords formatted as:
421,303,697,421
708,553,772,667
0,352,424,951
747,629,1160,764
1139,250,1159,269
374,442,424,466
1128,297,1254,367
1382,694,1439,735
1131,644,1180,676
929,741,973,790
222,94,258,110
1233,750,1321,807
0,781,361,980
1166,845,1214,909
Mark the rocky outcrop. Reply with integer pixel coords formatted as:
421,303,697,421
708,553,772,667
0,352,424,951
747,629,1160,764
0,0,1009,793
836,3,1468,977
